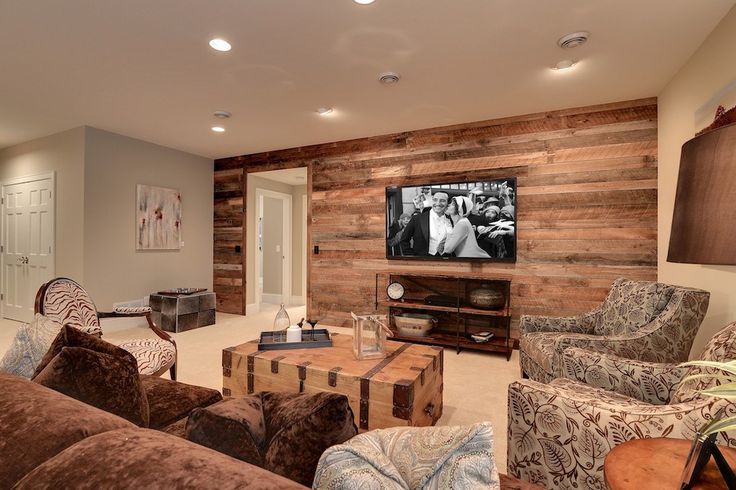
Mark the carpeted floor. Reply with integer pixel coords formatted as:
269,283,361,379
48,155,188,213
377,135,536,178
0,303,521,471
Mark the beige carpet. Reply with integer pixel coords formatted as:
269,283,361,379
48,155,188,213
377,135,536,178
0,304,521,470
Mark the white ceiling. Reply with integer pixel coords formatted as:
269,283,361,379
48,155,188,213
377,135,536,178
252,167,308,186
1,0,734,159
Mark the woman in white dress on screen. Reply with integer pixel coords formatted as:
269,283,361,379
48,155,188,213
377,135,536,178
442,196,490,258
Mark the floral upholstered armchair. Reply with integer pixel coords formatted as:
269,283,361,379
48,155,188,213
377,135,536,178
519,278,709,383
35,278,177,380
507,321,736,489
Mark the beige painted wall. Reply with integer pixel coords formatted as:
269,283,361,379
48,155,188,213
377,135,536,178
246,174,307,306
83,127,213,309
0,127,86,280
658,5,736,357
262,195,284,296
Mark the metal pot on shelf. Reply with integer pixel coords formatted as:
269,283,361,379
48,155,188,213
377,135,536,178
467,284,505,310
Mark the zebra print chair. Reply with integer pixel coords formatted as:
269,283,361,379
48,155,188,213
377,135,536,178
34,277,177,380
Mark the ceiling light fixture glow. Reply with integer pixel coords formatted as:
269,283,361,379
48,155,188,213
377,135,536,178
211,126,226,133
354,0,376,4
552,59,577,71
209,38,231,52
316,107,334,116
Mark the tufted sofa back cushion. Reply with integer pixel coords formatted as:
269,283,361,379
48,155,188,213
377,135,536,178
41,278,101,336
594,278,675,336
672,322,736,404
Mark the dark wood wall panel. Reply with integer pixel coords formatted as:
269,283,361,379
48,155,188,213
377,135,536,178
213,168,245,313
214,98,658,339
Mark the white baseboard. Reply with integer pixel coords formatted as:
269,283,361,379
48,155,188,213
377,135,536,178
262,293,284,304
112,298,146,309
246,303,260,315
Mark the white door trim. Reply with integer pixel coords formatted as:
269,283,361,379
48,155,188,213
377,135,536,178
1,172,56,320
254,188,292,309
300,193,307,306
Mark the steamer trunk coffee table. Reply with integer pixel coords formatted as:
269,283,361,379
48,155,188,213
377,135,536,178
222,333,444,431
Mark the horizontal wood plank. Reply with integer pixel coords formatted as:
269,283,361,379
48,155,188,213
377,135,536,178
214,98,658,338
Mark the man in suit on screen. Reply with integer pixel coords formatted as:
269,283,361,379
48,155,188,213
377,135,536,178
399,192,453,256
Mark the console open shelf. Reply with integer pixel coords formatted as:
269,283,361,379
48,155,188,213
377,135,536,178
375,272,512,360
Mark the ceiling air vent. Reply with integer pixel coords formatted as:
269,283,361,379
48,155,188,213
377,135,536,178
557,31,590,49
378,72,401,85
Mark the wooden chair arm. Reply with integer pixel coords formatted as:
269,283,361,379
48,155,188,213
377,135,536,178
98,311,175,345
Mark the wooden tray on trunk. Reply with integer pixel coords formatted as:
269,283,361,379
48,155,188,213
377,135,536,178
258,329,332,350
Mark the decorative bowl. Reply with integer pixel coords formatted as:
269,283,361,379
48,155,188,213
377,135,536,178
394,313,436,337
467,284,505,310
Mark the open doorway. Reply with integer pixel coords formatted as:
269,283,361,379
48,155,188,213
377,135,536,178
250,167,307,311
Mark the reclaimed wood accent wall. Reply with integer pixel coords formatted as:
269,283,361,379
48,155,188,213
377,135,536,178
214,97,658,338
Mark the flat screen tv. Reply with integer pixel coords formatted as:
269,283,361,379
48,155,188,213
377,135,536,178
386,178,516,261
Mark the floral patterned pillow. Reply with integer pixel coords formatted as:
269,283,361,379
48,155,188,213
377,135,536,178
0,314,62,378
595,279,675,336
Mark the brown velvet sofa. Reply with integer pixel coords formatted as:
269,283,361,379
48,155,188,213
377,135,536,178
0,372,306,489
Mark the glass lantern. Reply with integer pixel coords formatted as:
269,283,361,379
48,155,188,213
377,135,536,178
352,313,388,360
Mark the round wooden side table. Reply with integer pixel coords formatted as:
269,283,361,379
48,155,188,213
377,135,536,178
604,438,736,490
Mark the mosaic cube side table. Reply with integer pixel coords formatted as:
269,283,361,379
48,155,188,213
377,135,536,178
150,291,216,333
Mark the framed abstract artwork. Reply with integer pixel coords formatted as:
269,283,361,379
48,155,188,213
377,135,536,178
136,184,181,250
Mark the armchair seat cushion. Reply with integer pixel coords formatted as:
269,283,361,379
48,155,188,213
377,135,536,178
547,378,645,408
113,305,152,314
141,375,222,430
118,338,176,376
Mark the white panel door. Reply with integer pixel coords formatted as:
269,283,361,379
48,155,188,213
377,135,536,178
2,175,54,322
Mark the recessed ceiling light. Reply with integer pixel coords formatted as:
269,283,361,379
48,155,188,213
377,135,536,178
379,72,401,85
354,0,375,4
211,126,226,133
552,60,577,71
316,107,334,116
209,38,231,52
213,110,231,119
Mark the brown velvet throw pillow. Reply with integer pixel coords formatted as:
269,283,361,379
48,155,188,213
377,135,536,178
186,396,266,466
262,391,357,486
31,326,150,427
184,392,356,487
32,325,120,379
